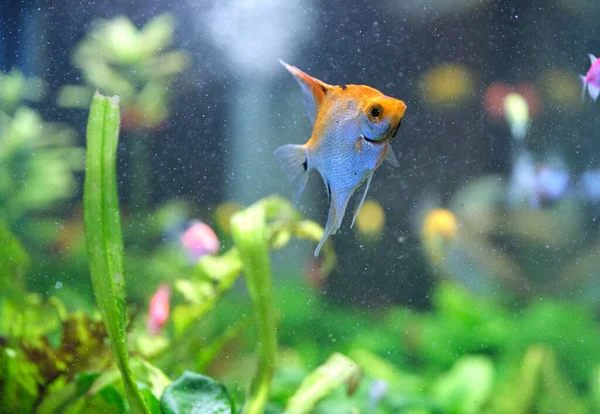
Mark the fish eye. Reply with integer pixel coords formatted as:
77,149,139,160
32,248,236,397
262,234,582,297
368,104,383,121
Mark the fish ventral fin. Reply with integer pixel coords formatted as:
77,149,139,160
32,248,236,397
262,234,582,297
384,145,400,168
274,143,309,204
590,53,598,65
589,83,600,102
580,75,588,102
279,59,331,127
351,172,374,228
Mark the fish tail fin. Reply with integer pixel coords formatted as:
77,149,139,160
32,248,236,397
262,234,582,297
314,188,352,257
274,143,309,204
580,75,587,102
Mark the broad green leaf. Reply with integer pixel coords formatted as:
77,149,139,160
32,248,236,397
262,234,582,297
160,371,234,414
231,200,278,414
430,356,494,414
83,92,149,413
285,353,361,414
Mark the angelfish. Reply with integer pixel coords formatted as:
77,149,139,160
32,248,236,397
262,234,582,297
580,53,600,102
275,61,407,256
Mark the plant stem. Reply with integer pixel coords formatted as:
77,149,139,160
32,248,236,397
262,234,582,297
231,202,277,414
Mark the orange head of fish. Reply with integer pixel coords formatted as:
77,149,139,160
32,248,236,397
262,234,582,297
279,61,407,147
354,90,407,142
316,85,406,147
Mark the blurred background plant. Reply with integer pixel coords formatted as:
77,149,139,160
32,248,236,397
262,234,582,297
418,91,600,308
57,13,190,210
0,69,83,261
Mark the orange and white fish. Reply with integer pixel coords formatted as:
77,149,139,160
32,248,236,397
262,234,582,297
275,61,407,256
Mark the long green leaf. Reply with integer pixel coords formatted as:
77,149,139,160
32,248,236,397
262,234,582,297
83,91,149,413
231,201,277,414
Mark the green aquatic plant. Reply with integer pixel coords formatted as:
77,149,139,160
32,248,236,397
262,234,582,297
83,91,150,412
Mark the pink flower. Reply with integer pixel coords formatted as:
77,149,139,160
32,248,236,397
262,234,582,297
148,284,170,335
180,220,220,261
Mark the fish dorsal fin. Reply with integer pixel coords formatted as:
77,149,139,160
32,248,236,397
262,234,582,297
280,60,331,127
384,145,400,168
590,54,598,65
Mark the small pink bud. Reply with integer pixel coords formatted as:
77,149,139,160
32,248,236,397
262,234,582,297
148,284,170,335
180,220,220,261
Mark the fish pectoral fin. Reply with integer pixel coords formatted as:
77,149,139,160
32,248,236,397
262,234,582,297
590,54,598,65
589,83,600,102
384,145,400,168
279,60,331,127
351,172,374,228
274,144,309,204
314,186,354,257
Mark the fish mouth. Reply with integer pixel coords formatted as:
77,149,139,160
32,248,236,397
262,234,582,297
388,119,402,140
362,134,380,144
363,120,402,143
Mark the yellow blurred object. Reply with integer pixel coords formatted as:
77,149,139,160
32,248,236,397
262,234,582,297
215,201,243,233
540,68,582,108
503,93,529,141
354,200,385,237
422,208,458,243
420,63,475,110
